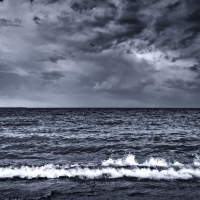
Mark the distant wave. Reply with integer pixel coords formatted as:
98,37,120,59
1,154,200,180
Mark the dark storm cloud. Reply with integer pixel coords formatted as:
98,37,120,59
147,0,200,51
36,0,147,52
1,0,200,107
43,0,62,4
90,1,147,50
71,2,145,52
26,0,200,55
40,71,65,80
71,2,96,12
164,78,200,92
71,0,116,12
188,64,200,72
178,32,197,49
116,13,146,38
33,16,41,25
0,18,21,27
48,0,61,4
154,17,171,34
166,1,181,12
34,1,119,53
186,64,200,82
32,51,66,64
185,10,200,23
48,54,66,63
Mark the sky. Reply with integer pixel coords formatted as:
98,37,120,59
0,0,200,107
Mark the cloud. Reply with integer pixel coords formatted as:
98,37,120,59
164,78,199,91
47,54,66,63
0,18,21,27
40,70,65,80
33,16,41,25
166,1,181,12
154,16,171,34
188,64,200,72
0,0,200,107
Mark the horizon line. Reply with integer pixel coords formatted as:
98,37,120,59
0,107,200,109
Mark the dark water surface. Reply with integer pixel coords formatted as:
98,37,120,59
0,108,200,199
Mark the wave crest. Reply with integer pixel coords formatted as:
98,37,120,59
102,154,183,167
1,154,200,180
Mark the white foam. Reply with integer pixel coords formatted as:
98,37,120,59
0,155,199,180
173,161,184,167
194,154,200,166
102,154,183,168
0,165,200,180
142,157,168,167
102,154,138,167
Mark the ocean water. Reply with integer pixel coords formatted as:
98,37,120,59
0,108,200,200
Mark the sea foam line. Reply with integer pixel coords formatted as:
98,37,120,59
1,154,200,180
0,164,200,180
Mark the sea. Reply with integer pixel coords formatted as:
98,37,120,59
0,108,200,200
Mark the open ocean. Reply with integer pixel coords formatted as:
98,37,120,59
0,108,200,199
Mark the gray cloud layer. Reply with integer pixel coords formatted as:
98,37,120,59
0,0,200,107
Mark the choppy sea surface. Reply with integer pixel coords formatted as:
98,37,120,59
0,108,200,199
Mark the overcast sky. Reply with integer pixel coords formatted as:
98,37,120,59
0,0,200,107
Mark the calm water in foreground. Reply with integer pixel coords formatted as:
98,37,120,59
0,108,200,199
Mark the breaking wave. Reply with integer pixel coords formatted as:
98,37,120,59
1,154,200,180
101,154,182,167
